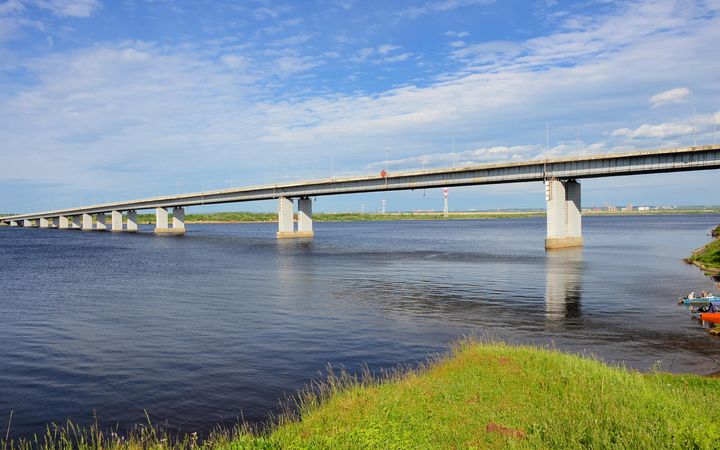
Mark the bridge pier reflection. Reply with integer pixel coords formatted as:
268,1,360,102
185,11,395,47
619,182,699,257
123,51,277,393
545,247,583,323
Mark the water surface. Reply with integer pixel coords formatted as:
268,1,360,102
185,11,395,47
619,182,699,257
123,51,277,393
1,215,718,438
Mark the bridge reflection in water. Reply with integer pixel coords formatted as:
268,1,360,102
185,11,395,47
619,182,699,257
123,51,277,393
545,248,583,323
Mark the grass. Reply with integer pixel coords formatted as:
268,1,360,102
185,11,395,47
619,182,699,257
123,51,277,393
4,341,720,449
686,224,720,274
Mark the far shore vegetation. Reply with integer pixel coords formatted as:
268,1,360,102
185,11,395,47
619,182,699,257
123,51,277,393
3,340,720,449
126,207,720,225
686,224,720,275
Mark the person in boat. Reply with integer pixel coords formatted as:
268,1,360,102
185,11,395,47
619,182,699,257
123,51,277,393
688,292,696,299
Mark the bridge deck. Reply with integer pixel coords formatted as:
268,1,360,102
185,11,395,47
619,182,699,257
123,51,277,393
2,144,719,222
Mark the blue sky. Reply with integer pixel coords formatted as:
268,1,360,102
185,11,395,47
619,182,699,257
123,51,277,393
1,0,719,214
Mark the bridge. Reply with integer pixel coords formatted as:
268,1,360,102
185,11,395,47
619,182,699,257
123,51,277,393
2,144,719,249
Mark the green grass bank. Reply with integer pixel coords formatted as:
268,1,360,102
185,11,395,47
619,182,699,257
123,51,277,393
5,342,720,449
686,225,720,275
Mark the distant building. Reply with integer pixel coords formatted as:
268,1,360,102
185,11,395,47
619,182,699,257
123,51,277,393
622,203,634,212
638,206,651,211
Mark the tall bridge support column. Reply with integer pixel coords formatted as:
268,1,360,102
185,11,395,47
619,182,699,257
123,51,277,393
111,211,124,232
24,219,37,228
277,196,314,239
155,207,185,234
39,218,49,228
277,197,295,238
59,216,69,229
172,207,185,233
82,214,93,231
545,179,583,250
71,216,82,229
96,213,107,231
297,197,314,238
126,210,138,232
9,220,18,227
155,208,168,233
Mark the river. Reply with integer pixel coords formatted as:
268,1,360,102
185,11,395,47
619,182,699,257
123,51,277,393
1,214,718,438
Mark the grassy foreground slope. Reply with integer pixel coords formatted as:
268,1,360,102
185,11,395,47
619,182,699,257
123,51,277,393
227,342,720,449
5,342,720,449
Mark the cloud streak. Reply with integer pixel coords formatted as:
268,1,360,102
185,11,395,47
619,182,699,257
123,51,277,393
649,87,691,107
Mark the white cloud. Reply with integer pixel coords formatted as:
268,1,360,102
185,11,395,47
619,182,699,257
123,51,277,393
35,0,100,18
611,122,693,139
400,0,495,18
649,87,691,107
384,52,412,62
451,40,521,63
350,43,411,64
367,144,541,170
445,30,469,38
274,55,322,75
252,5,292,20
377,43,400,55
220,54,248,69
0,1,25,15
451,0,719,73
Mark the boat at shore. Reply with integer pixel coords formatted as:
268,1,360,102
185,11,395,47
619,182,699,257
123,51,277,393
679,297,719,306
700,312,720,324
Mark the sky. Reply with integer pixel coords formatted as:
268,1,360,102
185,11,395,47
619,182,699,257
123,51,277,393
0,0,719,214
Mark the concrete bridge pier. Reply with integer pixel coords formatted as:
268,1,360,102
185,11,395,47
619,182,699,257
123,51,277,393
172,207,185,233
9,220,18,227
277,197,294,238
24,219,37,228
59,216,69,229
155,207,185,234
297,197,314,237
39,218,50,228
96,213,107,231
112,211,124,232
545,179,583,250
82,214,93,231
127,210,138,232
277,196,314,238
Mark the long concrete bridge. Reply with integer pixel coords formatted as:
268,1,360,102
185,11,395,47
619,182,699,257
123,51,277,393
2,144,719,249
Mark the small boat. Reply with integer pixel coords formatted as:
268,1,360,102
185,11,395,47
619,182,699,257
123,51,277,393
700,312,720,323
679,296,720,306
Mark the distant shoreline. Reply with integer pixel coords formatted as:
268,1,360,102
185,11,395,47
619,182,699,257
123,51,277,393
3,209,720,226
175,209,720,224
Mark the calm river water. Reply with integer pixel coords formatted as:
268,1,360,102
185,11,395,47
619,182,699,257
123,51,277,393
1,215,719,438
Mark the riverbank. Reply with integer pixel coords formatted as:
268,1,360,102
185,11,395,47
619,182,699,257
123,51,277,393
127,208,720,225
686,225,720,275
5,341,719,449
